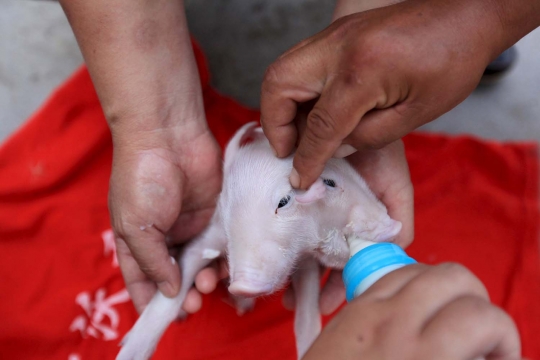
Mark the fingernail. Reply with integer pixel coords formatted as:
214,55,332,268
170,256,176,265
290,168,300,188
333,144,357,158
158,280,178,298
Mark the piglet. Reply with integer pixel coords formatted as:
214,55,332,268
117,122,401,360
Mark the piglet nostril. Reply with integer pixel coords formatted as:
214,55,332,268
228,281,273,297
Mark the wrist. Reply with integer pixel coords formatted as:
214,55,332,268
60,0,209,145
109,112,208,153
429,0,540,62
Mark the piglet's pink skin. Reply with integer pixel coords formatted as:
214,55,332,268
223,123,401,358
224,123,401,298
117,122,401,360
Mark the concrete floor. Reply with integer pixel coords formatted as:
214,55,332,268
1,0,540,143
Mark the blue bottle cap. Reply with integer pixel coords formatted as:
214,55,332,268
342,243,417,302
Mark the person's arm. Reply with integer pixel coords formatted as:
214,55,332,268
59,0,204,136
59,0,223,313
261,0,540,190
332,0,404,20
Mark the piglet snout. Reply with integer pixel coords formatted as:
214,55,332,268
229,271,273,297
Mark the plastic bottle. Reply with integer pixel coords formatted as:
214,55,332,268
342,238,417,302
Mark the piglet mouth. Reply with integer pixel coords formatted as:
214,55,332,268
229,271,274,298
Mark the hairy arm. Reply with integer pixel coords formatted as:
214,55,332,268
59,0,223,312
59,0,206,139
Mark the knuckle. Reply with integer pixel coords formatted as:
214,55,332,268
456,296,499,323
327,16,361,44
437,262,470,278
328,17,385,61
262,62,284,91
438,263,489,298
138,262,167,281
306,108,338,142
341,71,363,87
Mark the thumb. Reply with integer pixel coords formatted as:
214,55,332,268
108,152,183,299
121,225,181,298
292,81,378,189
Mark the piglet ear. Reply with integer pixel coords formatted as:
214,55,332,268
374,218,402,242
224,122,263,170
347,206,403,242
295,179,326,204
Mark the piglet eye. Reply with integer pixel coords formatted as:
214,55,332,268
278,195,291,208
323,178,336,188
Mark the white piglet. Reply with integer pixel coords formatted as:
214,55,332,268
117,122,402,360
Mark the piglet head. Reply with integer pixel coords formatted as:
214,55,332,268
220,123,400,297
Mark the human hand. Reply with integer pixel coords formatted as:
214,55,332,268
304,263,521,360
59,0,230,313
282,138,413,315
260,0,530,190
110,124,223,314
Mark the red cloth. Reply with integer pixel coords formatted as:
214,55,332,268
1,42,539,360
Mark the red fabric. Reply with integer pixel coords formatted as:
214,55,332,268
1,42,539,360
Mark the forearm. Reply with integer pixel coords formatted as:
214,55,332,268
59,0,206,147
333,0,540,61
487,0,540,55
333,0,404,20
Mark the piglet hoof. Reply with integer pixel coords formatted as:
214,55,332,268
232,295,255,316
221,295,255,316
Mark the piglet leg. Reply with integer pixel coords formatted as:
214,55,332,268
117,217,227,360
292,258,321,359
230,295,255,316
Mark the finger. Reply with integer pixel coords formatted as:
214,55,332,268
277,36,316,60
119,223,181,299
420,296,521,360
319,270,346,315
374,141,414,248
382,179,414,248
181,287,203,314
347,140,414,247
277,20,335,61
292,79,379,189
260,41,327,159
168,207,217,244
115,237,157,314
195,266,220,294
394,263,489,328
345,101,430,150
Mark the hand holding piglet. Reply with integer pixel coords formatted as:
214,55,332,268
118,123,406,359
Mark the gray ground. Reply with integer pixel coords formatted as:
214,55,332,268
1,0,540,143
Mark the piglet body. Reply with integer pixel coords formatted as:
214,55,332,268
117,123,401,360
